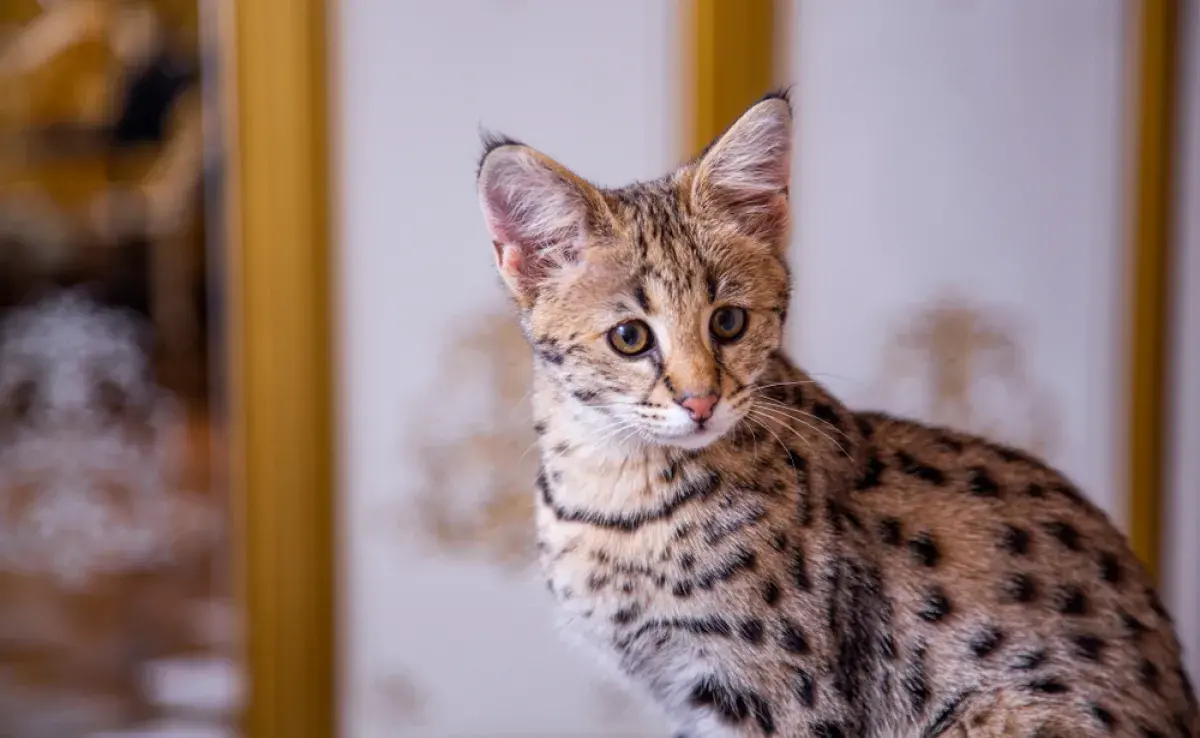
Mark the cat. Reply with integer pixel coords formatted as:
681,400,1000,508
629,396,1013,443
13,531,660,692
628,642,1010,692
475,91,1196,738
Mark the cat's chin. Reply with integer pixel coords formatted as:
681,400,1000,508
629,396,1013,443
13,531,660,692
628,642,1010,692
652,425,727,451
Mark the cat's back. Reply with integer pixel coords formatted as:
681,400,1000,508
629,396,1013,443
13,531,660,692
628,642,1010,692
847,410,1196,734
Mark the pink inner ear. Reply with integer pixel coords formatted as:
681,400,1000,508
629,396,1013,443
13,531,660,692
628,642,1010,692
483,180,524,247
498,243,526,277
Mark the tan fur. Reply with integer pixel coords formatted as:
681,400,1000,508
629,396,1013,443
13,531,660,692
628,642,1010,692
477,94,1196,738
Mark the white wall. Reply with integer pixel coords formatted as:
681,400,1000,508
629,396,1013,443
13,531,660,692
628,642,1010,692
1165,0,1200,691
788,0,1128,519
335,2,678,736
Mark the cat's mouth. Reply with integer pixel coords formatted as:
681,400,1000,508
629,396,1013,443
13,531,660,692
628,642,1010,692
651,418,732,450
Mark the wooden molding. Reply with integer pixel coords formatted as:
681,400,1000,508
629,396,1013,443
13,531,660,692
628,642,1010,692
219,0,336,734
684,0,778,158
1126,0,1181,583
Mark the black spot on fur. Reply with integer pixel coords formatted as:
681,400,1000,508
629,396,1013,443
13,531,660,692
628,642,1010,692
922,691,975,738
532,421,547,435
856,416,875,438
881,632,897,660
1090,704,1117,731
919,586,952,622
739,619,765,644
1005,572,1039,603
1056,586,1088,616
968,467,1001,497
1147,587,1171,621
790,546,811,591
857,452,886,490
904,646,930,715
746,692,776,734
1121,610,1149,638
1098,552,1122,585
672,581,693,598
790,667,816,708
1044,521,1084,552
798,494,815,527
684,617,733,637
826,500,863,532
880,517,903,546
612,605,641,625
689,676,747,724
971,627,1005,658
812,721,844,738
586,572,609,591
896,451,946,485
812,403,841,429
1027,678,1069,695
908,532,941,567
780,618,810,654
572,388,597,403
1002,525,1032,556
694,547,757,590
1140,659,1160,690
1012,650,1047,671
679,552,696,571
1071,634,1106,662
828,562,885,724
762,580,782,606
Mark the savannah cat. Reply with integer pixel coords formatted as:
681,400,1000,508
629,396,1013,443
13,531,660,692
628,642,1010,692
474,91,1196,738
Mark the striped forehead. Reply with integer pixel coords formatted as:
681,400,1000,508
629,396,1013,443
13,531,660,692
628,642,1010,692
604,182,715,311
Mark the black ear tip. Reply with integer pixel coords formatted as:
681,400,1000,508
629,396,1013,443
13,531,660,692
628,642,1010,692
756,86,794,117
477,129,525,178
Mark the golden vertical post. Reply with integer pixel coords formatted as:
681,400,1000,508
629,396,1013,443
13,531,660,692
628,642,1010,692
222,0,335,734
685,0,778,158
1126,0,1180,582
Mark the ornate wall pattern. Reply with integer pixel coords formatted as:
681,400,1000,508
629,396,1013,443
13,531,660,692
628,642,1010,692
868,294,1060,459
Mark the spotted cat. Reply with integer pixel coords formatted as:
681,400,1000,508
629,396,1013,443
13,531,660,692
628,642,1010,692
475,92,1196,738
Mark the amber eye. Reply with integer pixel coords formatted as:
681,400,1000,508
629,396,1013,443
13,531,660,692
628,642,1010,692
710,306,748,343
607,320,654,356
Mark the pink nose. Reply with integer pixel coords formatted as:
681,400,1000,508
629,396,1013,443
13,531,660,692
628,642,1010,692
679,393,719,423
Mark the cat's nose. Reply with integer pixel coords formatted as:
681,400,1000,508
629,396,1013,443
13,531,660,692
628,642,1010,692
678,393,719,423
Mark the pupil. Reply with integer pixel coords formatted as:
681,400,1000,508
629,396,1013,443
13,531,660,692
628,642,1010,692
720,311,735,330
621,325,640,344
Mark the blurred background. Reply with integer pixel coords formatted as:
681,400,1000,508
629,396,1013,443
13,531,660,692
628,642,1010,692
0,1,1196,737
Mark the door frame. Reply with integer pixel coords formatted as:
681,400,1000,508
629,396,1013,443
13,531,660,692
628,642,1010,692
217,0,336,735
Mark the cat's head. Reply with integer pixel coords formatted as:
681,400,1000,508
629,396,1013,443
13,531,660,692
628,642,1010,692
477,93,792,451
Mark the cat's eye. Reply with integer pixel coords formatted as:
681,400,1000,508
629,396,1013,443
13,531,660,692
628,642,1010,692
710,306,748,343
607,320,654,356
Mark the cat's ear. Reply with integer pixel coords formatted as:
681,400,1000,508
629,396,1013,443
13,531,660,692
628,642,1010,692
691,91,792,248
477,136,607,307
